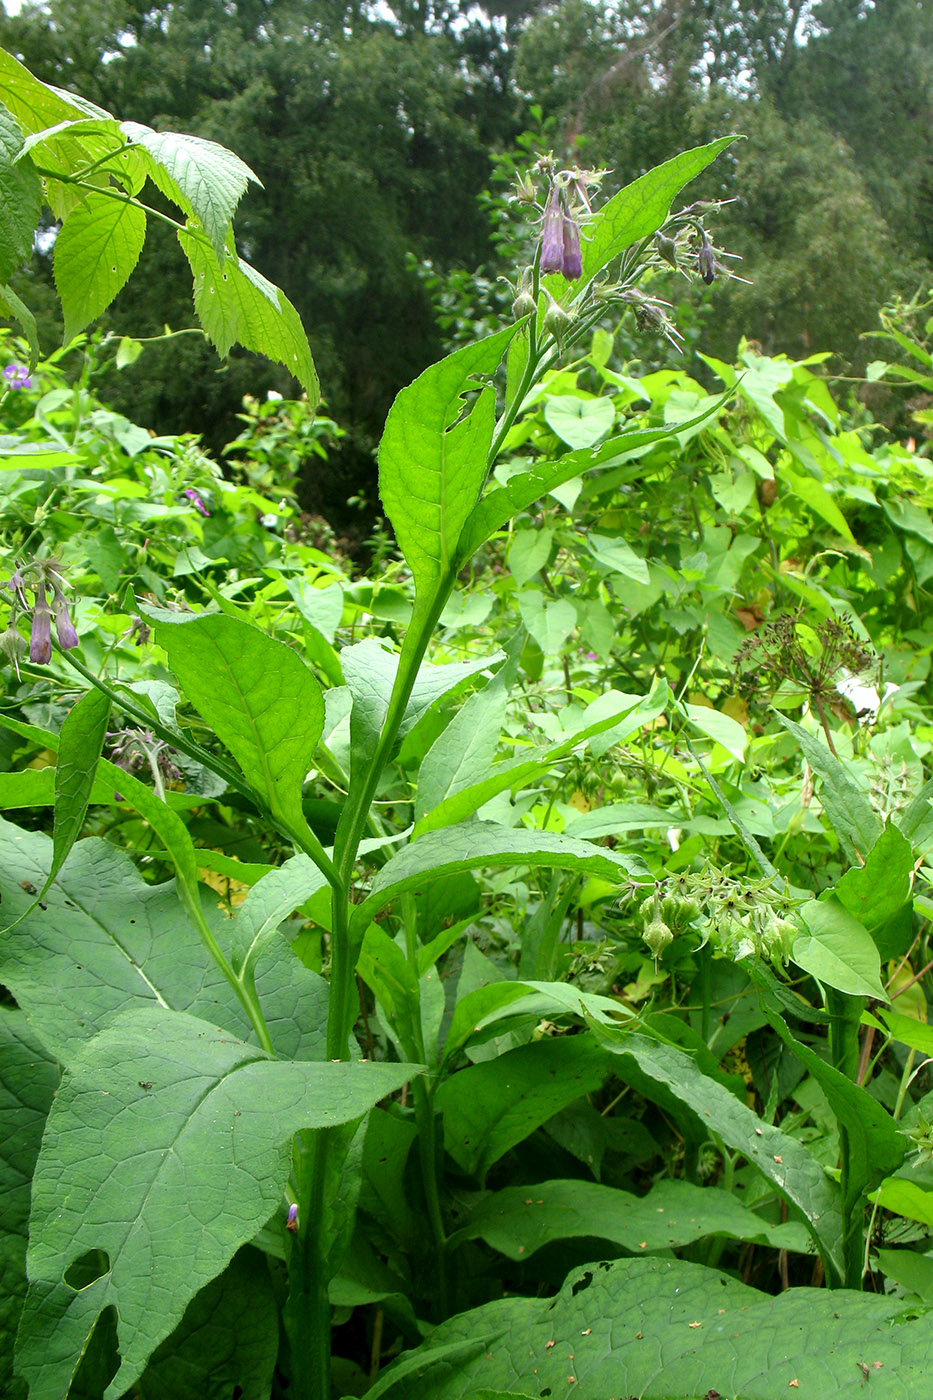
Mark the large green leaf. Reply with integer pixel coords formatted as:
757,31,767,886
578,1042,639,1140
47,687,111,897
0,48,83,140
0,819,327,1064
177,229,318,400
53,189,146,342
352,823,644,938
835,822,914,957
17,1005,419,1400
0,102,41,283
578,136,739,291
378,323,519,608
450,1177,811,1260
362,1255,933,1399
0,1009,59,1400
773,713,881,863
595,1031,844,1279
436,1036,609,1179
151,610,323,837
415,670,510,823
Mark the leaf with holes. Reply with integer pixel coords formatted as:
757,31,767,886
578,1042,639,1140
54,190,146,342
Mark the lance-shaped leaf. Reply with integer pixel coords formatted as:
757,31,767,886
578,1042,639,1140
0,102,41,283
0,280,39,365
594,1031,844,1280
378,323,520,605
122,121,258,259
46,687,111,898
351,822,645,939
578,136,740,292
177,230,318,401
152,610,323,837
450,1177,811,1261
17,1005,421,1400
54,189,146,342
456,395,730,563
773,712,881,863
362,1254,933,1400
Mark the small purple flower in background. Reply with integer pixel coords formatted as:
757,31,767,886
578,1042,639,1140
183,487,210,517
3,364,32,390
286,1202,299,1234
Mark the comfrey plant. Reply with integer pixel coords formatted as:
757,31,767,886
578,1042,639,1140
6,45,933,1400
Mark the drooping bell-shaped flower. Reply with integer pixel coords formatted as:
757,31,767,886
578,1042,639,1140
539,185,564,275
561,215,582,281
51,585,79,650
29,591,52,664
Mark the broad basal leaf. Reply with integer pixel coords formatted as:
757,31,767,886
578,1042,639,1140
151,610,324,837
17,1005,420,1400
177,229,318,401
0,102,41,282
362,1255,933,1399
53,189,146,342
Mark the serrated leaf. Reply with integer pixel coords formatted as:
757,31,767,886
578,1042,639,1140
0,49,83,137
177,229,318,401
17,1004,420,1400
151,610,323,837
124,123,258,259
0,280,39,366
379,323,519,608
362,1254,933,1399
54,190,146,342
0,103,41,282
450,1177,811,1260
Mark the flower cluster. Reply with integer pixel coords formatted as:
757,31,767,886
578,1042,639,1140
107,727,181,801
526,156,608,284
630,866,798,970
2,559,78,676
2,363,32,391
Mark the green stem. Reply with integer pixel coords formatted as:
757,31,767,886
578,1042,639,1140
827,986,864,1289
286,1132,332,1400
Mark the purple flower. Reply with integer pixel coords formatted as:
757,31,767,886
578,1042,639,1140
29,597,52,664
561,215,582,280
540,186,564,275
51,587,78,650
183,488,210,517
286,1202,299,1234
3,364,32,390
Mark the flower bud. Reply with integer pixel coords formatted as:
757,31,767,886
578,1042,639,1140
512,289,537,321
655,234,678,268
1,623,25,678
643,915,673,960
286,1202,299,1234
698,235,717,285
543,300,573,343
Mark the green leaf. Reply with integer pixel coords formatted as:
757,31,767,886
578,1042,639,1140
0,49,84,138
362,1254,933,1400
0,766,114,811
414,683,667,837
0,102,41,282
151,610,323,837
584,531,650,583
683,701,747,761
441,979,632,1069
18,1004,420,1400
760,1005,904,1209
782,466,854,541
137,1249,278,1400
177,229,318,401
835,822,913,956
543,395,615,449
792,897,887,1000
340,636,501,779
228,854,327,979
871,1178,933,1228
595,1031,843,1279
450,1177,811,1261
415,671,510,824
0,818,326,1064
53,190,146,342
516,589,576,653
457,394,731,562
379,323,519,610
0,1009,59,1400
0,280,39,366
122,121,258,259
357,926,422,1062
435,1036,609,1179
352,823,642,938
773,713,881,863
47,687,111,897
579,136,740,290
